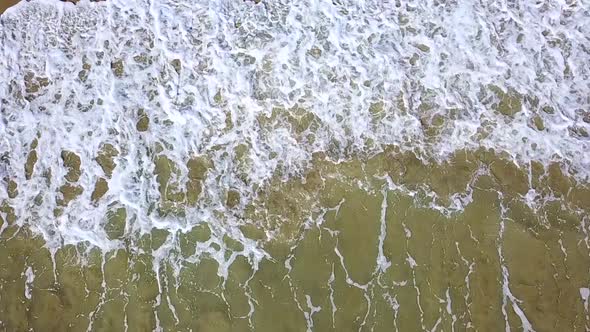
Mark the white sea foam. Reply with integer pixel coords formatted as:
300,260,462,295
0,0,589,259
23,266,34,300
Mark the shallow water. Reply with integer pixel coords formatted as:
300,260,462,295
1,0,590,331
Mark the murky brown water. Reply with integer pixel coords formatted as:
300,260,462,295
2,148,589,331
0,0,20,14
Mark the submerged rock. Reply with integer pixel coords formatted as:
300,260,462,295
110,59,125,78
490,85,522,116
61,150,81,182
57,183,83,206
0,201,16,225
226,190,240,208
532,114,545,131
6,179,18,198
24,149,37,180
170,59,182,74
105,206,127,240
136,108,149,132
91,177,109,202
95,143,118,178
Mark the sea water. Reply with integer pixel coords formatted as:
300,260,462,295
0,0,589,330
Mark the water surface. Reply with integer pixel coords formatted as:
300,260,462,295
1,0,589,330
